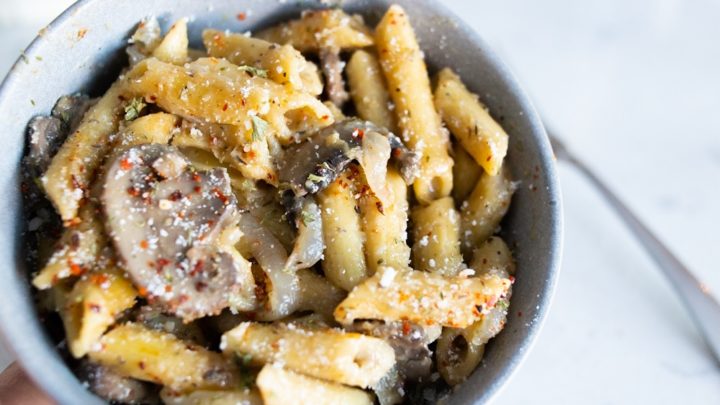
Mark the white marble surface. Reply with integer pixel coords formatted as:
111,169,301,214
2,0,719,403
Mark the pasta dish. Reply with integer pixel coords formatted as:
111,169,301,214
22,5,516,404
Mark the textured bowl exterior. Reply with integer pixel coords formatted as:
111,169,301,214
0,1,562,404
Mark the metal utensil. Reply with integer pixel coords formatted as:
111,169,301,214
548,131,720,363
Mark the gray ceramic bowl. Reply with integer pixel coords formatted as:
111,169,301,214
0,0,562,403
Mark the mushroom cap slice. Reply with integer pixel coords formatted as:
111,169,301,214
102,144,248,321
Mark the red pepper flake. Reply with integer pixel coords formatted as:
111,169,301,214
71,175,82,190
352,128,365,140
190,260,204,276
127,186,140,197
509,275,516,284
236,12,247,21
164,285,173,293
88,303,101,313
120,158,133,170
212,187,229,205
157,258,170,268
148,95,157,102
90,273,108,286
139,240,149,250
193,186,201,193
401,320,411,336
195,281,207,292
321,114,329,120
222,102,229,111
138,361,146,370
392,148,402,158
138,287,148,297
77,28,88,40
486,154,493,162
192,173,202,182
69,261,84,276
169,190,183,201
375,201,385,214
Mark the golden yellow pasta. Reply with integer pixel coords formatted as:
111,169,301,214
203,29,322,95
435,68,509,176
89,323,239,392
452,142,483,203
257,365,374,405
334,266,511,328
152,18,189,64
41,79,125,221
256,9,373,51
376,5,453,204
124,57,333,144
222,322,395,388
116,112,179,146
318,170,369,291
346,50,397,132
460,165,515,255
410,197,464,276
60,267,137,358
360,168,411,275
161,388,262,405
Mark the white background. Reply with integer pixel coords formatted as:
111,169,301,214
2,0,720,403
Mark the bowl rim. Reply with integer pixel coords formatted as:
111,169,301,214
0,0,563,403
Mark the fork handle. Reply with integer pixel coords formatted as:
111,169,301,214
566,154,720,363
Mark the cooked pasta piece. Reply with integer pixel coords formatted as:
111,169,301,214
436,237,515,385
161,388,262,405
470,236,516,277
203,29,322,95
89,323,239,392
32,205,105,289
346,50,397,132
124,57,333,144
295,268,346,319
360,168,411,275
42,79,125,221
116,112,179,146
257,365,373,405
318,169,369,291
59,266,136,358
376,5,453,204
460,166,515,255
256,9,373,52
152,18,189,64
434,68,509,176
452,142,483,203
334,266,511,328
222,322,395,388
410,197,464,276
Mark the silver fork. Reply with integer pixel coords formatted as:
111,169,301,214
548,130,720,363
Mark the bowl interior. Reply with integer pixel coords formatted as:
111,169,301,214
0,0,562,403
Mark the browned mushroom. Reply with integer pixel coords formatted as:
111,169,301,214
101,144,254,321
319,46,350,107
277,118,419,215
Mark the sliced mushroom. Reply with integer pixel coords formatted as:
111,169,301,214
77,360,158,404
102,144,253,321
350,321,436,382
285,198,324,272
277,118,419,214
320,46,349,107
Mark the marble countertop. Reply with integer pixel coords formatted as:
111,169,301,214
2,0,719,403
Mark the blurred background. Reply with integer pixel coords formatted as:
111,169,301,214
2,0,719,403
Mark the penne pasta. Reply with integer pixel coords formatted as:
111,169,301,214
124,57,333,144
257,365,373,405
470,236,516,277
360,168,411,275
434,68,509,176
116,112,179,146
222,322,395,388
256,9,373,52
346,50,397,132
42,79,126,221
410,197,464,276
89,323,239,392
152,18,189,65
203,29,322,95
60,266,137,358
295,269,346,319
460,166,515,256
161,388,262,405
452,142,483,203
376,5,453,204
318,169,369,291
334,266,511,328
